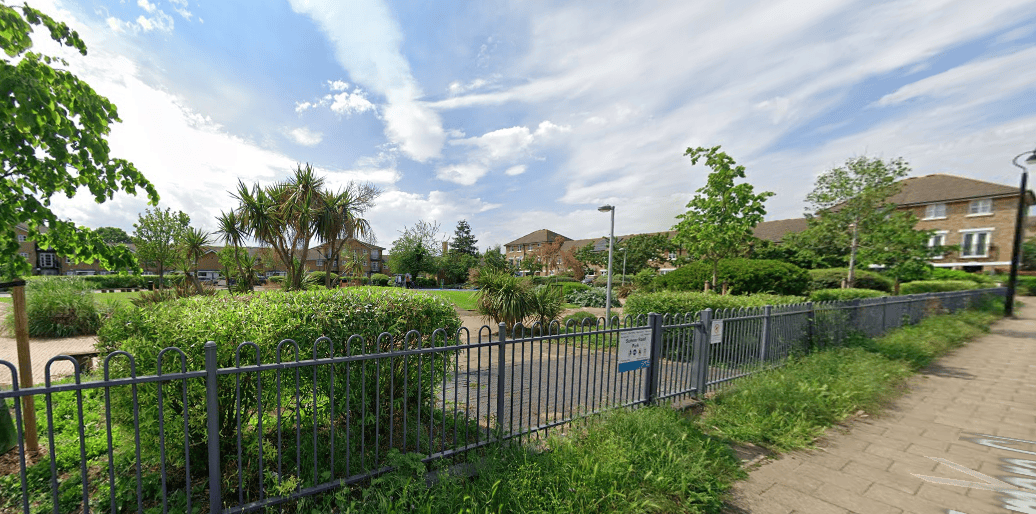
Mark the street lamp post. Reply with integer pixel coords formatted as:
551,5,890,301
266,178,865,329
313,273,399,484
598,205,615,326
1005,147,1036,317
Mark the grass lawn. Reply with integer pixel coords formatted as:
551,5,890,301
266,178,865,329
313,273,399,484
418,289,478,310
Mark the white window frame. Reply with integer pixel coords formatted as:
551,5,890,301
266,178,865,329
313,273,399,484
17,234,26,242
39,253,55,267
19,252,28,259
967,198,993,216
316,259,324,267
959,228,993,258
923,203,947,220
927,231,948,259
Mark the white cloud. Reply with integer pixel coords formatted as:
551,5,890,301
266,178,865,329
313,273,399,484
447,77,495,96
328,80,349,91
286,126,324,146
438,120,571,185
368,190,501,247
287,0,445,162
137,0,156,13
504,165,526,176
435,163,488,186
330,90,375,115
874,47,1036,107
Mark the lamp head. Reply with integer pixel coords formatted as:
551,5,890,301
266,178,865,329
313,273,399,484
597,205,614,212
1027,151,1036,166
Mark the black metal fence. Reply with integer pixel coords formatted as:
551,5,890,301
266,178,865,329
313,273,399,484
0,287,1004,513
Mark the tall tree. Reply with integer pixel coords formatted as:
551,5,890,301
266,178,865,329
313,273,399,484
233,164,323,291
1,4,158,278
94,227,133,245
561,246,587,280
216,209,256,292
618,233,676,274
174,226,212,293
533,236,566,275
388,220,445,278
804,156,909,287
132,208,190,288
314,182,381,288
449,220,479,257
672,146,774,289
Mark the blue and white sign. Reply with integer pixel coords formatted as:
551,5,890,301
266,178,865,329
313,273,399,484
618,329,652,373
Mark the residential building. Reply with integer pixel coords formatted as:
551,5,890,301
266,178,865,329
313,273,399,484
504,229,571,271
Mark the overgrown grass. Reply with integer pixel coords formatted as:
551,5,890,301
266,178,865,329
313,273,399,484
698,299,1003,451
330,407,743,513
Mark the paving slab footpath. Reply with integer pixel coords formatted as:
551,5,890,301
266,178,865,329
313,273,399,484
726,301,1036,513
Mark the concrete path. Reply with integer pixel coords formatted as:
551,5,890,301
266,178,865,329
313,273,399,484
726,301,1036,513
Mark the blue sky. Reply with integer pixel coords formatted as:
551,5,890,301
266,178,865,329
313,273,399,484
29,0,1036,251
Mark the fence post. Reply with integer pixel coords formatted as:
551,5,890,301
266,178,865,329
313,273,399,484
204,341,222,514
806,302,815,351
849,299,861,335
759,305,771,364
496,323,506,439
645,313,663,405
881,296,888,333
693,309,712,398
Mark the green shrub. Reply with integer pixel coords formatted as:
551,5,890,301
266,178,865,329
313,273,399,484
898,280,977,295
661,259,809,296
415,277,437,288
633,268,657,288
930,268,997,285
530,275,578,285
472,269,533,328
529,285,565,328
6,276,100,337
624,291,803,318
80,274,147,289
591,274,633,287
565,287,620,308
809,288,888,302
807,268,894,293
563,310,598,328
701,348,911,450
97,288,461,479
370,273,392,287
848,308,999,370
267,275,285,284
305,270,334,287
559,282,590,297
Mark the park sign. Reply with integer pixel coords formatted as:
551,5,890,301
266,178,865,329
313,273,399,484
617,328,651,373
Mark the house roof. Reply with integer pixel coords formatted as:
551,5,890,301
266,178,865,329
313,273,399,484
888,174,1032,205
505,229,571,247
559,231,677,253
753,218,809,243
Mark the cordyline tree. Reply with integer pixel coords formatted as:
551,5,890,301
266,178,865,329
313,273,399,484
232,164,380,291
314,182,380,287
1,3,158,278
803,156,926,288
672,146,774,291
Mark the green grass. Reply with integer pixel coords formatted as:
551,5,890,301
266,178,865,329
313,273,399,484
418,289,478,311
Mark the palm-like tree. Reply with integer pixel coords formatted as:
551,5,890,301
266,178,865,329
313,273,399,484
176,226,211,293
314,183,380,288
216,210,254,292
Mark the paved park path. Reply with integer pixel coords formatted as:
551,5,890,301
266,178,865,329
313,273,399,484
726,301,1036,514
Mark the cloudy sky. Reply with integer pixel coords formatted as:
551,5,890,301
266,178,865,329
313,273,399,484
27,0,1036,250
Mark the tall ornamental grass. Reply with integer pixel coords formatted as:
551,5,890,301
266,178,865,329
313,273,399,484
4,276,100,337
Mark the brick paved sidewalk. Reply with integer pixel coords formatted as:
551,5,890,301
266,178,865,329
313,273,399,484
726,301,1036,514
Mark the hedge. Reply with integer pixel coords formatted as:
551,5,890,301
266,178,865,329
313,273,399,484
592,274,634,287
930,268,997,285
806,268,894,293
660,259,809,296
808,288,888,303
560,282,590,297
624,291,804,319
370,273,392,287
898,280,977,295
97,287,462,476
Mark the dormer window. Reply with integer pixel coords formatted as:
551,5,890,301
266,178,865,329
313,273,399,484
968,198,993,215
924,203,946,220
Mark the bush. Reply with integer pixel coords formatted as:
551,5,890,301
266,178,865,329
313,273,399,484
848,308,999,370
633,269,657,288
305,270,334,287
80,274,147,289
559,282,590,297
807,268,894,293
809,288,888,302
5,276,100,337
898,280,977,295
591,274,633,287
97,288,461,482
530,275,578,285
661,259,809,296
930,268,997,285
565,287,621,308
370,273,392,287
415,277,437,288
624,291,804,318
528,285,565,328
472,269,533,328
563,310,599,328
267,275,285,284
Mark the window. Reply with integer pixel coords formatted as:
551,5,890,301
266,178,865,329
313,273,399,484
968,198,993,215
928,231,947,259
960,229,992,258
370,249,381,260
65,258,72,264
668,251,677,261
17,234,26,242
316,259,324,267
19,252,28,259
924,203,946,219
39,253,54,268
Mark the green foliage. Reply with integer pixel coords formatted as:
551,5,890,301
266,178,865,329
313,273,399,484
673,146,774,287
94,226,132,244
591,274,633,287
472,268,533,329
267,275,285,283
559,282,590,297
389,219,445,278
313,181,380,288
700,348,912,450
370,273,392,286
449,219,479,257
5,276,99,337
898,280,977,295
97,288,461,482
624,291,803,318
0,3,158,279
848,306,999,370
565,287,620,308
808,288,888,302
132,207,190,286
1023,238,1036,271
660,258,809,296
77,273,146,289
619,233,677,273
563,310,598,327
633,268,658,288
807,268,894,293
529,285,565,328
930,268,996,285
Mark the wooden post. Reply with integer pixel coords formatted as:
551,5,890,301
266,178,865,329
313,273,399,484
9,281,38,452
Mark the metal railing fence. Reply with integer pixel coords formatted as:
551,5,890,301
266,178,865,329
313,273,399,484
0,287,1004,513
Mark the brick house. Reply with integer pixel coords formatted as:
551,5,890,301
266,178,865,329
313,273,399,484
504,229,571,271
304,240,386,277
752,174,1034,272
505,228,687,276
